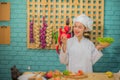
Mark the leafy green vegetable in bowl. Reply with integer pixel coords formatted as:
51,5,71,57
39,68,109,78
97,37,114,44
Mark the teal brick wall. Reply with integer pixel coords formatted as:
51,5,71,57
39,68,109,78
93,0,120,72
0,0,120,80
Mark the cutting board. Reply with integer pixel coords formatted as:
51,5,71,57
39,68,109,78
0,26,10,44
0,2,10,21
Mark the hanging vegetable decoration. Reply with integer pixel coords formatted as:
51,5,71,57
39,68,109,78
46,24,53,47
40,16,47,49
52,26,59,44
29,18,34,43
56,18,71,54
34,23,40,48
52,30,58,44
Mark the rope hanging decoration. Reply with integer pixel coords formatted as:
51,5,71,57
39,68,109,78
27,0,104,49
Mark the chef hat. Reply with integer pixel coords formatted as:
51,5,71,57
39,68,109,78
73,14,93,31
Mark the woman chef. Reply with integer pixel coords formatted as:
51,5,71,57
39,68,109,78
59,14,106,73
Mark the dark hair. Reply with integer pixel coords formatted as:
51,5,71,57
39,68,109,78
83,31,91,39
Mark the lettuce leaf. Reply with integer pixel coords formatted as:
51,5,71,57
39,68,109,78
97,37,114,44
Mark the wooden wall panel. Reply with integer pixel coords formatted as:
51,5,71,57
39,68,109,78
27,0,104,49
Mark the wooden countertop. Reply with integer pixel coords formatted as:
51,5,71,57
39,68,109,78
25,72,120,80
49,73,116,80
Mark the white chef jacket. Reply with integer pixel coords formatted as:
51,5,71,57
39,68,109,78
59,36,103,73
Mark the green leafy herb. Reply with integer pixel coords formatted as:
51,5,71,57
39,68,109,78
52,31,58,44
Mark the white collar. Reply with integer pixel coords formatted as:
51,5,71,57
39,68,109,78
73,36,85,42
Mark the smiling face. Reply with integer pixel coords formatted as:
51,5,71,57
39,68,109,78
73,22,86,38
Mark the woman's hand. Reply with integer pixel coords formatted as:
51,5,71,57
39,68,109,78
61,34,67,45
61,34,67,53
96,43,110,50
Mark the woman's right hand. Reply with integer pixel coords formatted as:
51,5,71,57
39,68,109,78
61,34,67,53
61,34,67,45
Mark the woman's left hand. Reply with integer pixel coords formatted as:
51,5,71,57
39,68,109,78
96,43,110,50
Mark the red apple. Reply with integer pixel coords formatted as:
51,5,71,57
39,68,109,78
76,70,83,76
45,71,53,79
